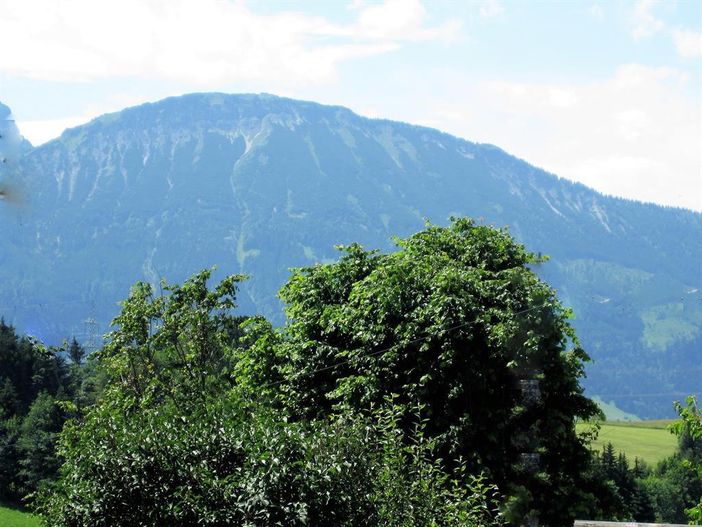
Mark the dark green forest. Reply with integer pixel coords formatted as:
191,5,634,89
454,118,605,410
0,328,105,506
1,219,700,525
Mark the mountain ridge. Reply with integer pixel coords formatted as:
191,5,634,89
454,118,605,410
38,92,702,214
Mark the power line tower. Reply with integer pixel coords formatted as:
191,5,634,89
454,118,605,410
83,316,100,354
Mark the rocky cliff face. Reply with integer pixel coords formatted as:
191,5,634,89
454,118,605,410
1,93,700,417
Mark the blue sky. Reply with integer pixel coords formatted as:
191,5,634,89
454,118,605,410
1,0,700,210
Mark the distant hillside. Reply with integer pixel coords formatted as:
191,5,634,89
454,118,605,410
0,93,699,417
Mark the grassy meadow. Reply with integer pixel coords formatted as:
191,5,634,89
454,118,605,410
0,504,41,527
578,420,678,465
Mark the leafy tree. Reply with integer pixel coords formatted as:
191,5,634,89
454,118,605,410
642,472,689,523
15,392,63,497
98,270,247,402
272,218,603,525
669,396,702,523
0,377,19,417
68,354,107,412
589,444,655,521
38,396,503,526
0,321,71,414
671,396,702,460
0,410,20,502
611,398,702,524
36,269,503,526
38,393,503,526
0,321,78,504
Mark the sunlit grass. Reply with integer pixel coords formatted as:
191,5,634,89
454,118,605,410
577,420,678,465
0,503,41,527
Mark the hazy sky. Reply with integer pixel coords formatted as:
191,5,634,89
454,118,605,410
1,0,700,211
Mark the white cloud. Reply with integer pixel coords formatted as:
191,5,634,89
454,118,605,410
353,0,460,41
346,0,367,10
479,0,505,19
630,1,702,61
0,0,460,85
632,0,664,40
673,29,702,59
18,117,90,146
420,64,701,211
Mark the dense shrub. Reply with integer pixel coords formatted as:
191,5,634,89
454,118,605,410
35,269,503,526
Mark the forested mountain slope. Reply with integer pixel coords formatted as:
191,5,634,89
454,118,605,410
0,93,699,417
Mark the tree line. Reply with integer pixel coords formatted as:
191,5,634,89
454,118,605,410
0,218,700,525
0,325,104,505
590,422,702,524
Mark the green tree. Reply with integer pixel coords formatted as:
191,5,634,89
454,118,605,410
272,218,603,525
631,397,702,524
590,444,656,521
36,269,503,526
669,396,702,523
0,410,20,502
15,392,63,497
0,377,19,417
98,270,247,402
66,338,85,365
38,395,502,526
0,321,71,414
0,321,78,504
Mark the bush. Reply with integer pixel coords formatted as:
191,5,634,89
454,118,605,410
36,395,503,526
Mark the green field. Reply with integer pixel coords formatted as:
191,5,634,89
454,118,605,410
577,420,678,465
0,504,41,527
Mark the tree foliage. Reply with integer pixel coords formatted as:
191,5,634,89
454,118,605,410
669,396,702,523
6,219,702,526
36,269,504,526
585,400,702,524
0,321,81,503
589,443,656,521
271,218,603,525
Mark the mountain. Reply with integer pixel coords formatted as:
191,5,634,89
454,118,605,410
1,93,700,418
